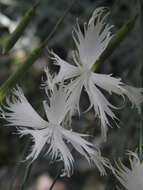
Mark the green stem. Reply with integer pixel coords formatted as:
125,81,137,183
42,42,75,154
2,0,42,55
20,162,33,190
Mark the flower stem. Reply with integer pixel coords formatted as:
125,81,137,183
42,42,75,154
20,162,33,190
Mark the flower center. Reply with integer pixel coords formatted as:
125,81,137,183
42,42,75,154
81,69,91,80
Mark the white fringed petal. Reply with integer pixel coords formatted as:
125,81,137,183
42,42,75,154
17,127,48,161
72,7,113,69
50,51,81,82
66,75,85,115
43,67,56,92
86,74,118,140
43,85,71,125
122,85,143,113
62,128,108,175
91,73,124,95
115,152,143,190
2,87,47,129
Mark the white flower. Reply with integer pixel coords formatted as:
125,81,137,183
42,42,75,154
47,7,143,141
1,86,108,177
115,152,143,190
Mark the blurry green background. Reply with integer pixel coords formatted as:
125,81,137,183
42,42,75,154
0,0,142,189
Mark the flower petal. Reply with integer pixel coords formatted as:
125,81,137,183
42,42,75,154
115,152,143,190
62,128,108,175
86,75,118,140
17,128,48,161
43,85,71,125
50,51,80,82
43,67,56,92
66,75,85,115
122,85,143,113
91,73,124,95
48,126,74,177
2,87,47,129
72,7,113,69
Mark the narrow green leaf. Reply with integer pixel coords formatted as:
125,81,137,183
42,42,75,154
2,1,40,55
91,17,137,72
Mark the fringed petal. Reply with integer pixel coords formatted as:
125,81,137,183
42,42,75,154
66,76,84,115
72,7,113,69
86,75,118,141
91,73,124,95
43,84,71,125
48,126,74,177
43,67,56,93
49,51,80,82
115,152,143,190
62,128,109,175
17,128,48,161
122,85,143,113
2,87,47,129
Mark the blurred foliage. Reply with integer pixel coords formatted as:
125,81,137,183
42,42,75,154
0,0,142,189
